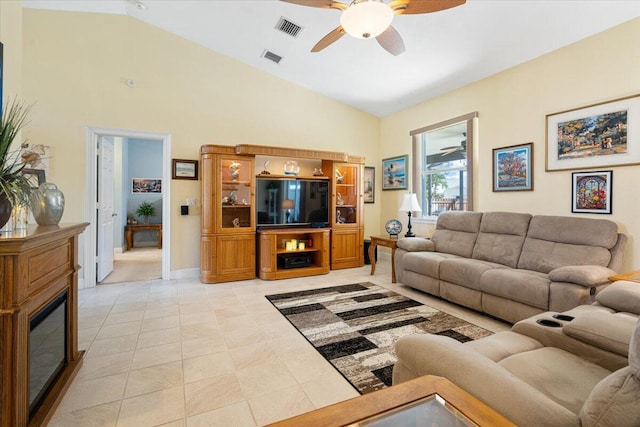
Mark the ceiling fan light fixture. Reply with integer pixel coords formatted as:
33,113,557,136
340,0,394,39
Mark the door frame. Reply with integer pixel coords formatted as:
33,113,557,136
84,126,172,288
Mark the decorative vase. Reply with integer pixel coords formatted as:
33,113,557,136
0,194,12,230
31,183,65,226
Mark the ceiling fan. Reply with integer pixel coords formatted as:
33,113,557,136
281,0,466,55
440,132,466,156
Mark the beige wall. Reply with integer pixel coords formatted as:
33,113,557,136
20,9,381,274
380,18,640,272
15,8,640,275
1,1,22,107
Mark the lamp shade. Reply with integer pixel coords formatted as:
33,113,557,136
399,193,422,213
340,0,394,39
282,199,295,210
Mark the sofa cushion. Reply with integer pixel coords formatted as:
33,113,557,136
472,211,531,268
499,347,611,414
431,211,482,257
518,216,617,273
596,280,640,315
401,251,461,278
465,330,543,362
580,366,640,427
479,268,550,309
580,320,640,427
440,258,505,291
396,237,434,252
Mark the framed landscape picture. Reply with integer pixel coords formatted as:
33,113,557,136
172,159,198,180
382,155,407,191
363,166,375,203
132,178,162,193
492,142,533,192
546,94,640,171
571,170,612,214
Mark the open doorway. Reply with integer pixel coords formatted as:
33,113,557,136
84,127,172,289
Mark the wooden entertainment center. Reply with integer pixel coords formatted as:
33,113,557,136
200,144,364,283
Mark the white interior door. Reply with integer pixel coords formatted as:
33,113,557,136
97,136,115,282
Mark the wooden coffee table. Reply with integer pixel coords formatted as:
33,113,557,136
267,375,514,427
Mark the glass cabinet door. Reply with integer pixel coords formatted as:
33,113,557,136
219,156,253,230
334,164,359,225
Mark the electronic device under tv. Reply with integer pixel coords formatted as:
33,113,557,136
256,177,329,227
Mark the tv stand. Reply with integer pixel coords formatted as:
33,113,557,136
258,228,330,280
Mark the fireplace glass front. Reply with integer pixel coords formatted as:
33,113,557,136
29,289,68,418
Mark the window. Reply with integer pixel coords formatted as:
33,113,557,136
411,112,477,220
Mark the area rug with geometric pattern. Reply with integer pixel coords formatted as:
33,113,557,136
266,282,492,394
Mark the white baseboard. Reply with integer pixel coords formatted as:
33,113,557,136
170,268,200,280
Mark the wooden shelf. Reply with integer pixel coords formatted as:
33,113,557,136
221,180,251,185
257,174,330,180
258,228,330,280
276,247,321,255
222,205,251,208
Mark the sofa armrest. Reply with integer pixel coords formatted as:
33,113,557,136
393,334,580,427
396,237,434,252
548,265,616,287
562,311,637,356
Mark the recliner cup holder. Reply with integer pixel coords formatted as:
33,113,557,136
536,319,562,327
552,314,575,322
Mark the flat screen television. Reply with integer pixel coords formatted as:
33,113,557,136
256,177,329,227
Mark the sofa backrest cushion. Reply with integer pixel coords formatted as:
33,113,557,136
472,212,532,268
580,320,640,427
517,215,618,273
432,211,483,258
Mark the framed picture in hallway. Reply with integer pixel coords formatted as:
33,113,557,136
132,178,162,193
172,159,198,180
571,170,612,214
546,94,640,171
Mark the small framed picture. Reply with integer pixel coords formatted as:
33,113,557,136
492,142,533,192
364,166,375,203
22,168,46,187
132,178,162,193
172,159,198,180
571,170,612,214
382,155,408,191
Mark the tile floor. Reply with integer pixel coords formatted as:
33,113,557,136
50,256,510,426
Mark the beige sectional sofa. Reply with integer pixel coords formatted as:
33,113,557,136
392,280,640,426
394,211,627,323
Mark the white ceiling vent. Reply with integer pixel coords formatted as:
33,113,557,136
276,17,303,38
262,50,283,64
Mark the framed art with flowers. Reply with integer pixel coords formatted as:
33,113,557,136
571,170,612,214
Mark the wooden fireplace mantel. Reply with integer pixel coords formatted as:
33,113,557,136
0,223,88,427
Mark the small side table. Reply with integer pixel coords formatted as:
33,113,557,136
369,235,399,283
125,224,162,250
609,270,640,283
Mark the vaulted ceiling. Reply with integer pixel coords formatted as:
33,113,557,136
23,0,640,117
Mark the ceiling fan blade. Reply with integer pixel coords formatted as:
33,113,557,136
376,25,405,56
389,0,466,14
312,26,346,52
280,0,347,11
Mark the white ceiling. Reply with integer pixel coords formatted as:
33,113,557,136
23,0,640,117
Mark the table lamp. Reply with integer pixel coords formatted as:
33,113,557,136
282,199,295,223
399,193,421,237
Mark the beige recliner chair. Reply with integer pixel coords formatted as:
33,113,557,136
392,280,640,426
